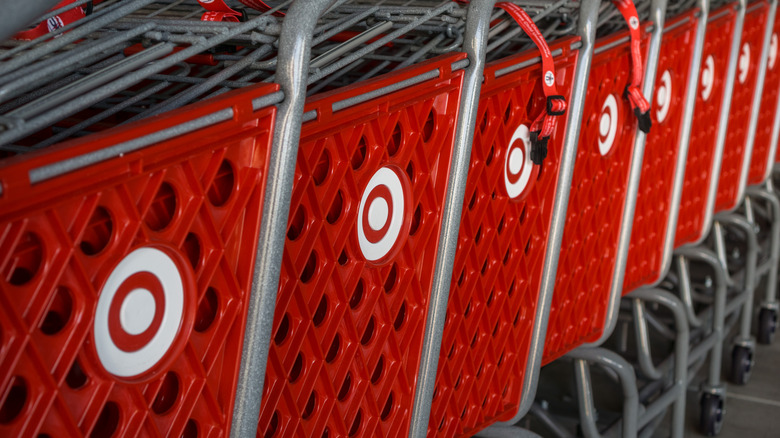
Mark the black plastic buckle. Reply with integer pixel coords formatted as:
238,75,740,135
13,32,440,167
546,95,567,116
634,107,652,134
529,131,549,165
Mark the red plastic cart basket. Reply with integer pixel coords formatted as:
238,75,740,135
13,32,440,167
0,83,278,437
675,4,739,247
621,9,700,293
543,26,650,364
256,54,465,438
715,0,771,213
426,36,580,437
748,6,780,185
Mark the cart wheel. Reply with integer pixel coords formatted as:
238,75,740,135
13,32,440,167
699,393,724,436
757,307,778,345
729,345,753,385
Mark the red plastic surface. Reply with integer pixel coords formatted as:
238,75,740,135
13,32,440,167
748,8,780,185
622,11,699,294
675,5,738,247
426,38,579,437
257,54,464,438
543,28,649,364
0,83,278,437
715,1,770,212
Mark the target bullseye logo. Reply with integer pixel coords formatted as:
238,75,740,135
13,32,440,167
503,124,535,199
701,55,715,101
598,94,619,156
357,166,411,263
739,43,750,84
94,246,195,380
655,70,672,123
770,33,778,70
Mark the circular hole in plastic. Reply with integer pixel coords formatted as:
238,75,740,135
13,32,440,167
474,226,482,245
503,247,511,265
145,182,176,231
388,123,402,157
457,269,465,287
80,206,112,256
455,374,462,389
274,313,290,345
349,410,362,437
264,411,279,438
194,287,218,333
65,359,88,389
393,302,406,331
326,191,343,224
405,161,414,183
91,401,120,438
302,392,317,419
352,137,367,170
479,113,488,133
313,296,328,327
477,362,484,378
182,419,198,438
322,427,330,438
152,372,179,414
422,110,436,143
313,150,330,186
468,191,477,211
5,231,43,285
487,289,495,307
360,317,375,345
182,233,201,270
325,334,340,363
300,252,317,283
287,207,306,241
508,279,516,297
0,376,26,424
338,250,349,266
409,204,422,236
485,144,495,167
337,373,351,401
381,393,394,421
207,160,235,207
370,355,384,384
40,286,73,335
350,280,363,309
498,216,505,235
290,353,304,383
383,264,397,293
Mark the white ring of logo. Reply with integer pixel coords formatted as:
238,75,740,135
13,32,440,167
656,70,672,123
598,94,619,156
94,247,185,378
701,55,715,101
504,124,534,199
357,167,407,262
770,33,778,70
544,71,555,87
629,16,639,30
739,43,750,84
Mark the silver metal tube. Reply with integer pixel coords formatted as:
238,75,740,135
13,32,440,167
677,255,704,327
675,245,727,389
493,0,601,427
409,1,494,436
590,0,670,347
746,186,780,305
629,289,689,438
230,1,339,437
632,299,664,380
716,213,758,343
569,348,639,438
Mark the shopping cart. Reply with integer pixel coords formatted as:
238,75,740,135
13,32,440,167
419,2,595,434
544,0,654,365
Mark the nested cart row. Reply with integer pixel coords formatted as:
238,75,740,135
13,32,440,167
1,1,779,437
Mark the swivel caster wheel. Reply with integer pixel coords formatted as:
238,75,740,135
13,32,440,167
699,393,724,436
757,307,778,345
729,345,754,385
